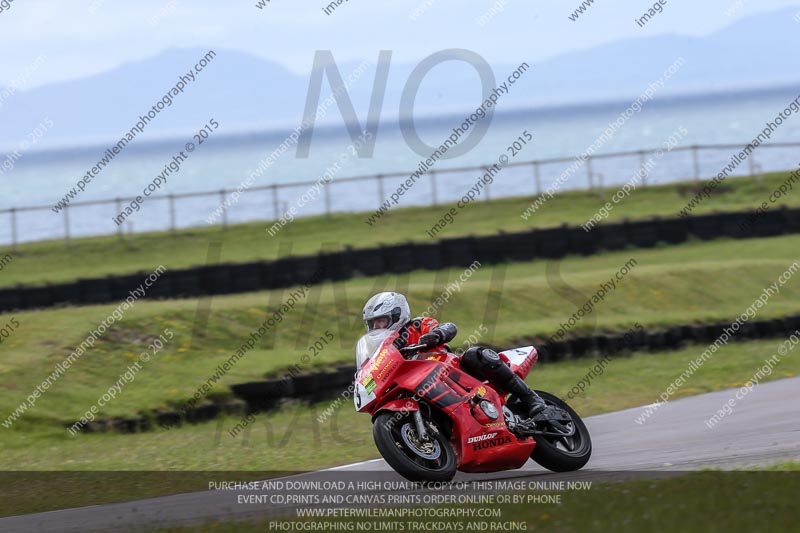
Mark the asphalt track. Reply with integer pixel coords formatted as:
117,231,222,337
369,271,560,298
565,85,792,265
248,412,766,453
2,377,799,532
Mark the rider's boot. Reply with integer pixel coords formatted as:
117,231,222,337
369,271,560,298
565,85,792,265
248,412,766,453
477,348,547,419
503,373,548,419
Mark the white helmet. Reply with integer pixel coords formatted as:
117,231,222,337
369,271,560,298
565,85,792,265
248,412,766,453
363,292,411,332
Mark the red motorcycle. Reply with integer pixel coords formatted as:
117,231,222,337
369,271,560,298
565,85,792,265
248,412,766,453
354,330,592,482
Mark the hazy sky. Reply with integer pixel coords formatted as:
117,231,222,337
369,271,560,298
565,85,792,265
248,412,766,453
2,0,800,87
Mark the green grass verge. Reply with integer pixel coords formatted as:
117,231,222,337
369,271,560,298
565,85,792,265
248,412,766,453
2,170,798,287
762,461,800,471
1,235,799,429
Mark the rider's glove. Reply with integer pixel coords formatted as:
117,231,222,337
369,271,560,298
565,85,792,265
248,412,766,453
434,323,457,344
419,331,443,347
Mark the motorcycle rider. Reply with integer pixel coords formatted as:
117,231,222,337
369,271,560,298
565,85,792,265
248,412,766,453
362,292,548,420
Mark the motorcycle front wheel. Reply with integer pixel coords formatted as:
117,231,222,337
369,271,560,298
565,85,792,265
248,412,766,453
529,390,592,472
372,411,457,482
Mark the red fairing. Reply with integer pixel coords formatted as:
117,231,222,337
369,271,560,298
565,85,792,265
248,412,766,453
357,333,537,474
376,398,419,414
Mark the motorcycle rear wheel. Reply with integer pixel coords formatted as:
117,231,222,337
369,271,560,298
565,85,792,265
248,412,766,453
529,390,592,472
372,411,457,482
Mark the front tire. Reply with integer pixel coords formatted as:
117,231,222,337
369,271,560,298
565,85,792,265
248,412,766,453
530,390,592,472
372,411,457,482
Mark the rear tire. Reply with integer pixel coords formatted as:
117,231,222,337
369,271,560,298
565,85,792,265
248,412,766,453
530,391,592,472
373,411,457,482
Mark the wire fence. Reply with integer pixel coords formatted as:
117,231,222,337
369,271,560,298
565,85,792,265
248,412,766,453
2,141,797,248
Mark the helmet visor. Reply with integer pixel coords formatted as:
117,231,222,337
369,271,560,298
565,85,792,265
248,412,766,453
366,315,392,331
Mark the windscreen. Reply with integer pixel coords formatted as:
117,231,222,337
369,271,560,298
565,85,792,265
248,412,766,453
355,328,392,367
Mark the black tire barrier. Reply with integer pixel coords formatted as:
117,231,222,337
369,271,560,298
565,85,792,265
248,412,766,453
412,241,444,271
155,410,182,428
536,314,800,361
3,206,800,312
284,374,320,397
138,415,153,433
568,229,600,256
231,378,295,399
599,224,630,251
112,418,139,434
185,403,221,424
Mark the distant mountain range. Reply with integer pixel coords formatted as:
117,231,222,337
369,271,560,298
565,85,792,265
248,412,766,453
2,5,799,152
